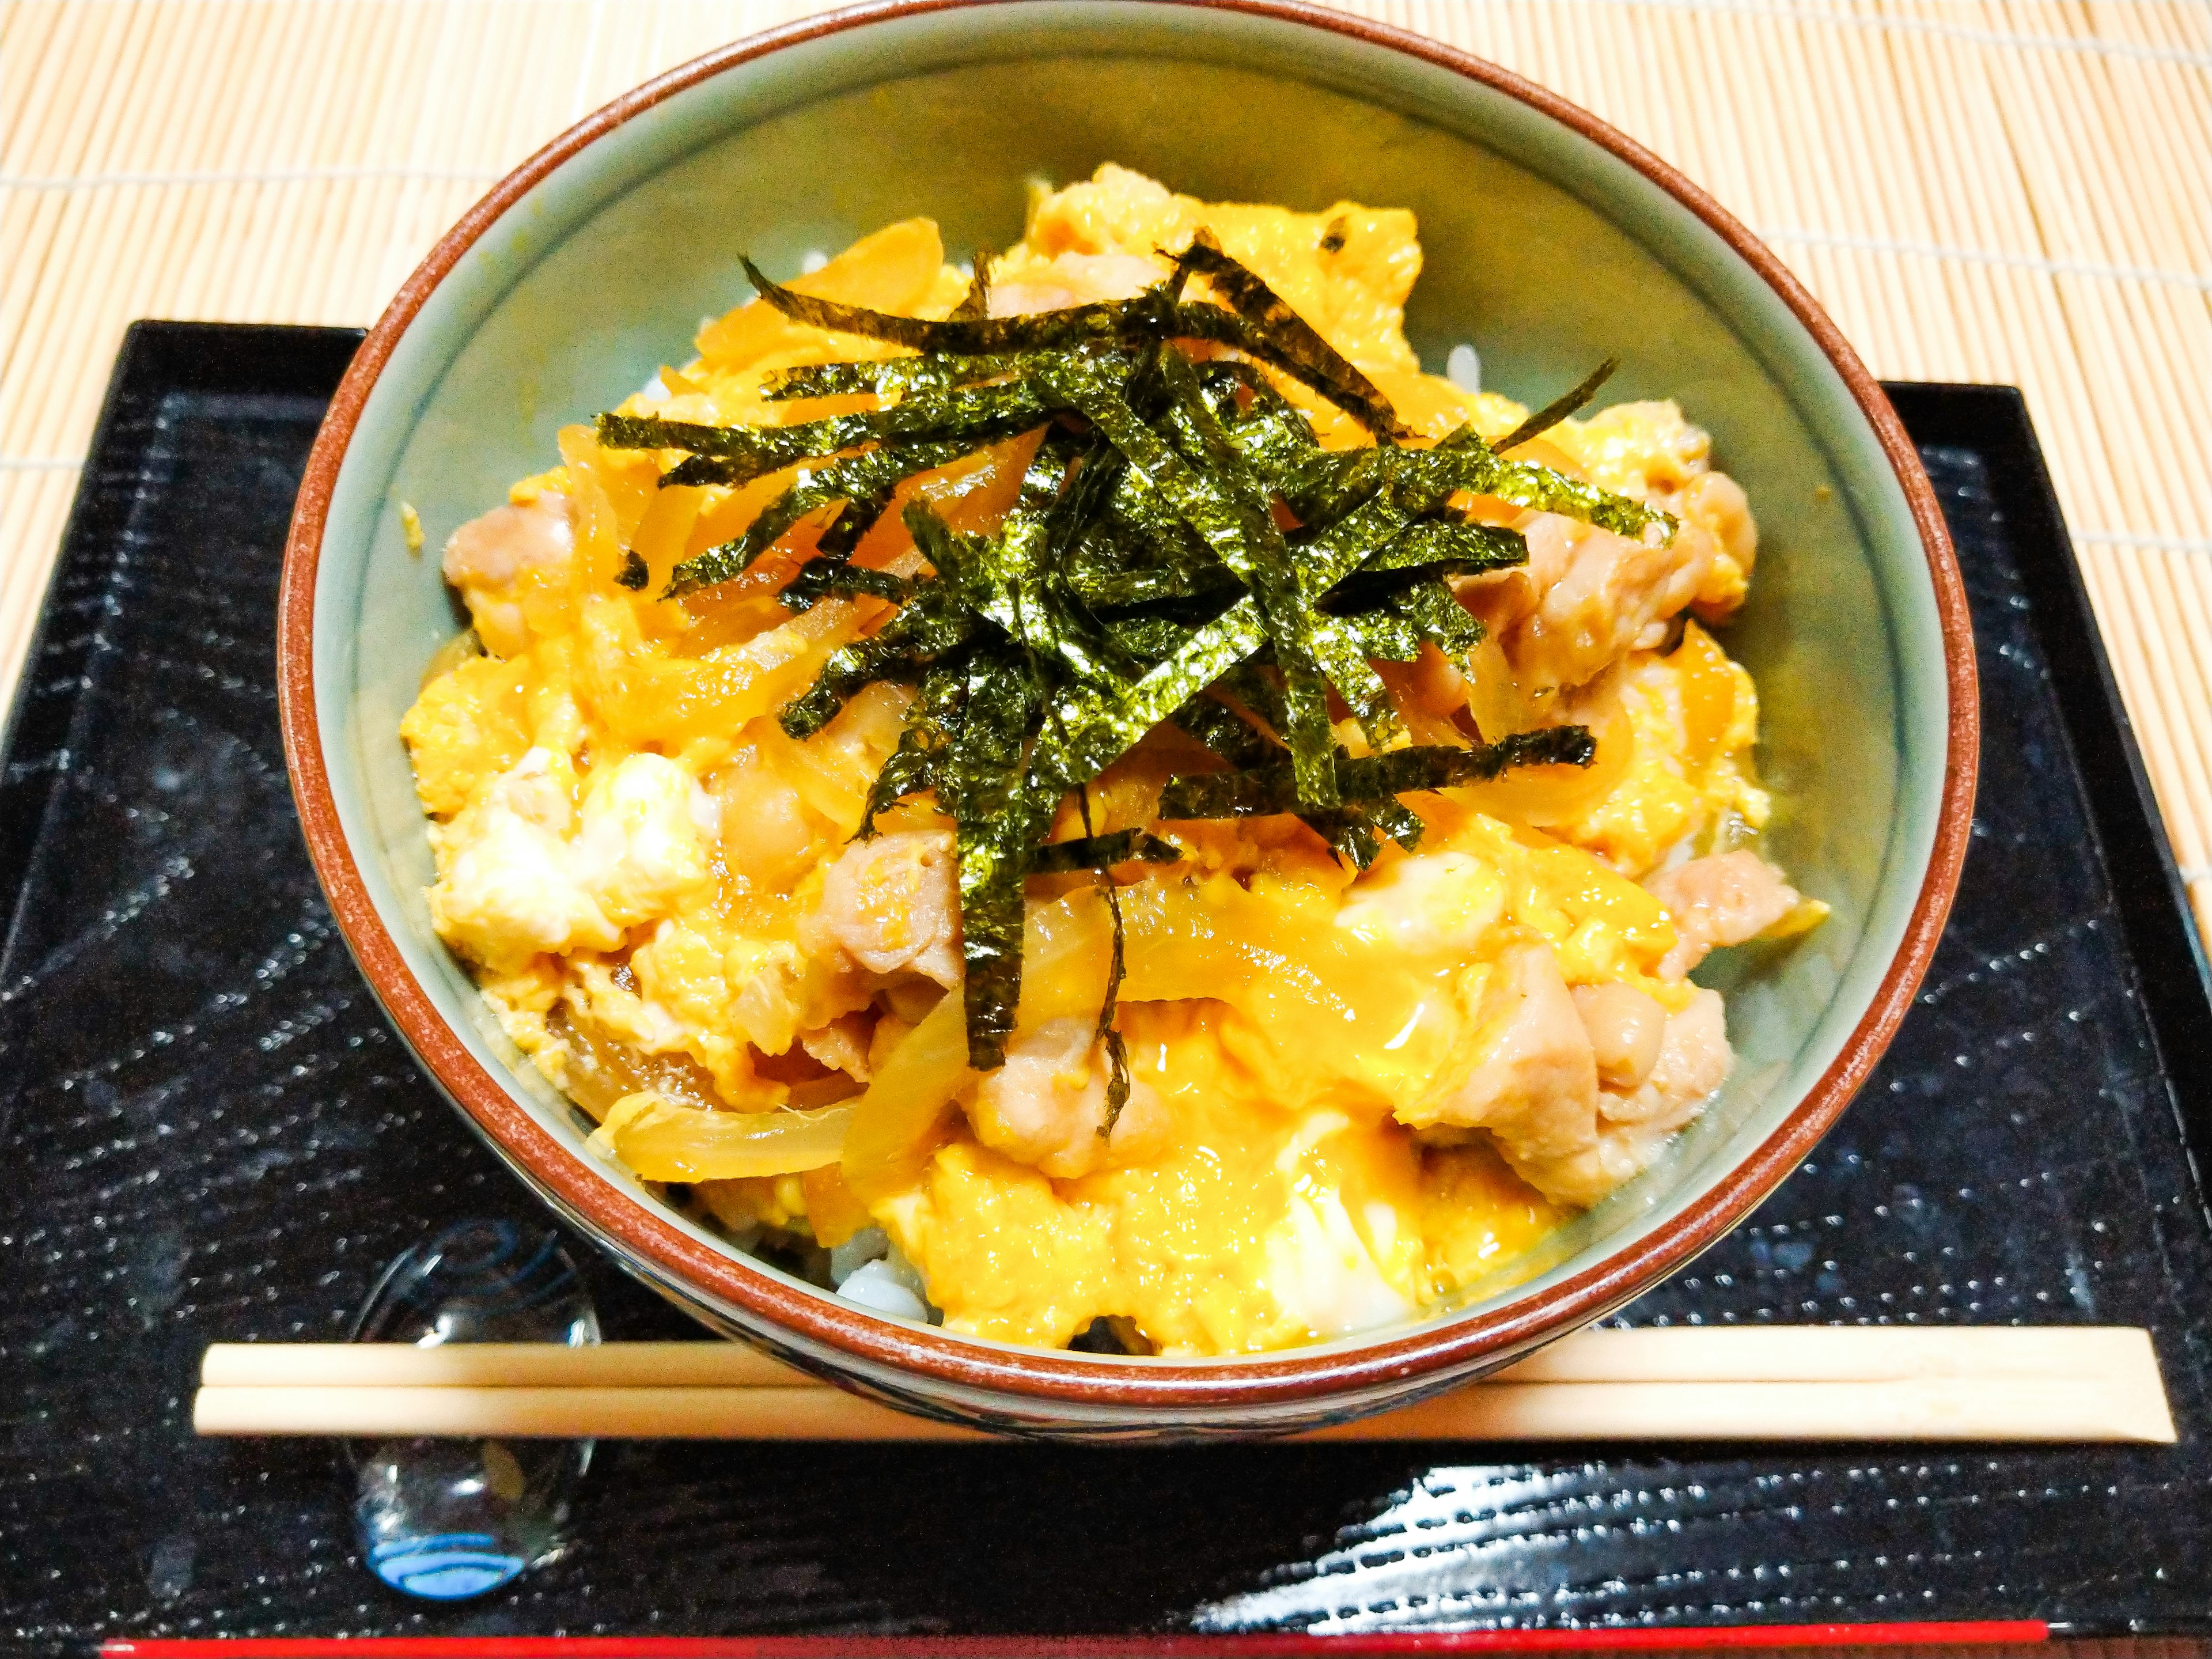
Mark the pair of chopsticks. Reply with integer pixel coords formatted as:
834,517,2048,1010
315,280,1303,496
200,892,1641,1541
194,1327,2175,1442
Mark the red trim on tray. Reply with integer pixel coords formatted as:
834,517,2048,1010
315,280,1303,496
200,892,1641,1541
275,0,1980,1423
102,1624,2050,1657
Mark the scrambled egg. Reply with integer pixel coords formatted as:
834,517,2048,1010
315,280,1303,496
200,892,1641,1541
400,165,1816,1356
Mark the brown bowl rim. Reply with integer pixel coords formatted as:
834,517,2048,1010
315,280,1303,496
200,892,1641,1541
278,0,1979,1412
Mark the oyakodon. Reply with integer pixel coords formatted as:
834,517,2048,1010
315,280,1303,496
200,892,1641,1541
401,165,1821,1354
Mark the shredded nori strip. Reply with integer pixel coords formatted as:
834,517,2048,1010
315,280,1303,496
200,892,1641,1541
665,437,977,597
779,559,917,612
1157,727,1598,821
738,254,1403,437
1029,829,1181,874
761,351,1034,402
856,666,966,838
1143,347,1338,802
615,550,650,589
1308,615,1403,749
586,240,1669,1069
1363,791,1429,850
1490,357,1619,455
1094,878,1132,1132
951,253,994,323
1297,805,1385,869
1347,520,1528,579
1168,691,1278,770
1405,445,1672,542
938,660,1051,1070
1332,577,1489,675
741,254,1150,354
1165,229,1409,439
1063,784,1138,1134
778,578,976,739
1273,437,1670,546
1032,597,1269,793
600,384,1045,490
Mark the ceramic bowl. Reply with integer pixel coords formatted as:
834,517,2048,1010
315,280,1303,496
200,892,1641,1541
279,0,1976,1438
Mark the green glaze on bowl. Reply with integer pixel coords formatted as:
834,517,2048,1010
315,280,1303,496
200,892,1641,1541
283,0,1974,1437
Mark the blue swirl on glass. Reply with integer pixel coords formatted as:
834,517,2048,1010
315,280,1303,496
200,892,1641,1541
368,1533,529,1600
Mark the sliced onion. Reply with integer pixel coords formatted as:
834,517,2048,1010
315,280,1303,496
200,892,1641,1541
839,991,974,1203
592,1092,852,1182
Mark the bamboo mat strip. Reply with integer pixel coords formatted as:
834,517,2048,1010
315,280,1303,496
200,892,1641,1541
3,0,2207,942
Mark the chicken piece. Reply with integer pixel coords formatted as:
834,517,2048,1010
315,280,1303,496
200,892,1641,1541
1608,986,1732,1124
961,1017,1170,1180
802,830,962,987
1419,944,1600,1168
441,493,575,658
1454,511,1569,640
726,937,870,1059
1459,512,1711,692
1021,164,1425,381
1516,987,1733,1206
987,251,1161,316
1683,469,1757,620
799,1013,874,1082
713,761,816,887
1571,981,1667,1090
1646,851,1801,979
1415,944,1733,1208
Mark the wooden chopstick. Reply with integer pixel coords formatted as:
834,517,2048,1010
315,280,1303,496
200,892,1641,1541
202,1340,801,1389
192,1328,2176,1444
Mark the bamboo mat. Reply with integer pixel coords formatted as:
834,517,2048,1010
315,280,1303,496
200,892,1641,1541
3,0,2208,941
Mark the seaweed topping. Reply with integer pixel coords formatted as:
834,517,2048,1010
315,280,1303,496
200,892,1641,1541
1094,874,1132,1132
780,559,917,612
939,658,1049,1070
737,246,1407,438
590,237,1674,1070
761,351,1033,403
950,252,994,323
856,664,966,840
1049,347,1339,805
1156,728,1600,820
1338,520,1528,584
666,437,976,597
1165,229,1410,440
1489,357,1619,455
1168,691,1277,770
1029,830,1181,874
604,382,1046,492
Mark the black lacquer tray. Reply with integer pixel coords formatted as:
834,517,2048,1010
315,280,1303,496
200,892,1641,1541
2,325,2209,1648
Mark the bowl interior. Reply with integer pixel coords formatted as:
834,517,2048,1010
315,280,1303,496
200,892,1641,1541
313,0,1950,1365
